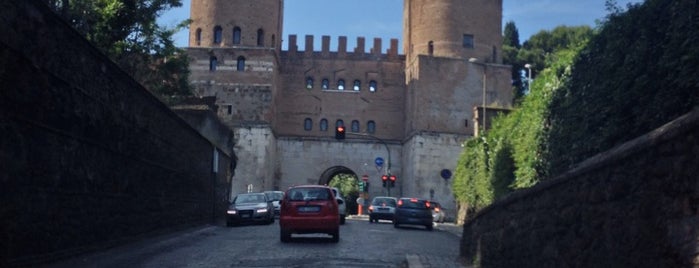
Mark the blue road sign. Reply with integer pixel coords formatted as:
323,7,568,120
375,157,384,167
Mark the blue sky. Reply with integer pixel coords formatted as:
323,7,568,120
158,0,644,52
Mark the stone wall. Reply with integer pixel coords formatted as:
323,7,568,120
0,1,232,265
460,108,699,267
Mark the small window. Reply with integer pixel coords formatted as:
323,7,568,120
367,120,376,134
336,119,344,128
195,28,202,45
351,120,360,132
306,77,314,89
304,118,312,131
209,56,218,71
463,34,474,48
369,80,377,92
227,105,233,114
236,56,245,71
428,40,434,55
322,79,329,89
337,79,345,90
353,80,361,91
233,27,242,44
320,119,328,131
257,29,264,46
213,26,223,44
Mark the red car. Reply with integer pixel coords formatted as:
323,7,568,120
279,185,340,242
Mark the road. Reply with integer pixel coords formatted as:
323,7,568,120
42,217,463,267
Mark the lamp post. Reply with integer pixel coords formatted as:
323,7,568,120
524,63,532,93
469,58,487,135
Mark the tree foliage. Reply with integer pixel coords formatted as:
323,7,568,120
43,0,192,104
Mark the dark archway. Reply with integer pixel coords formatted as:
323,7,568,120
319,166,359,215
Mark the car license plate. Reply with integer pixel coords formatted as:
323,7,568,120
298,206,320,212
241,214,250,218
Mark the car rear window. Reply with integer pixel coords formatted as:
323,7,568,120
399,198,430,209
372,198,396,207
287,188,332,201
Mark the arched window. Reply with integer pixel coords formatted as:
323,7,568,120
195,28,202,46
353,80,361,91
257,29,264,46
335,119,344,128
209,56,217,71
304,118,313,131
320,119,328,131
351,120,360,132
233,27,242,44
236,56,245,71
367,120,376,134
337,79,345,90
213,26,223,44
321,79,329,89
369,80,377,92
306,77,313,89
428,41,434,56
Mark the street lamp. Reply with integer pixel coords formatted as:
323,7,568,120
469,57,487,135
524,63,532,93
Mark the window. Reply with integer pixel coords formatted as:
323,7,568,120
195,28,202,45
337,79,345,90
227,105,232,114
306,77,313,89
209,56,217,71
213,26,222,44
304,118,312,131
367,120,376,134
353,80,361,91
428,41,434,55
369,80,377,92
335,119,344,128
351,120,360,132
236,56,245,71
257,29,264,46
463,34,474,48
320,119,328,131
233,27,242,44
322,79,329,89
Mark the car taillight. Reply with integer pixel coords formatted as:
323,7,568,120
425,201,431,208
368,205,374,212
397,199,403,206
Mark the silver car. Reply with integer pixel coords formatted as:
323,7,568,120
264,190,285,218
368,196,397,223
226,193,275,226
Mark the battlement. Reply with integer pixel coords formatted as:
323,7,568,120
285,34,401,60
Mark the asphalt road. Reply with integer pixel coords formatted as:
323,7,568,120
41,217,462,267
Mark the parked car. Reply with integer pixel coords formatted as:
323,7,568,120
430,201,446,223
279,185,340,242
393,197,433,231
264,190,285,218
368,196,397,223
226,192,275,226
330,187,347,224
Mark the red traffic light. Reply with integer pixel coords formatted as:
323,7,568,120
335,126,346,140
389,175,396,181
381,175,388,181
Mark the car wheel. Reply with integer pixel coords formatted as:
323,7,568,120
280,229,291,243
369,217,374,223
394,221,399,228
268,215,275,224
330,229,340,243
226,221,232,227
340,215,346,225
426,224,433,231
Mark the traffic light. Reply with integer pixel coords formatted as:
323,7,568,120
390,175,396,187
335,126,345,140
381,175,388,187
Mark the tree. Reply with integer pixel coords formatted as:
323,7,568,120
503,21,525,103
43,0,192,104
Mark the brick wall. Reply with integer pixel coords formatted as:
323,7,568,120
459,108,699,267
0,1,232,265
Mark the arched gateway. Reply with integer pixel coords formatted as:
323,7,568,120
318,165,356,185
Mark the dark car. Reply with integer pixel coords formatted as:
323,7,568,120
394,197,433,231
368,196,397,223
226,193,275,226
279,185,340,242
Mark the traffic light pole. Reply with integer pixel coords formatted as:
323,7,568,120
345,132,393,196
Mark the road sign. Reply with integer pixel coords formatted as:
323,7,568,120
375,157,384,167
362,175,368,181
